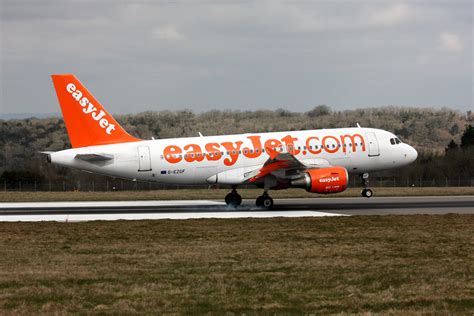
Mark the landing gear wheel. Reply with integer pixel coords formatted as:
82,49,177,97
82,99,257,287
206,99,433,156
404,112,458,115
256,194,273,209
361,188,373,198
225,192,242,206
262,196,273,209
360,173,373,198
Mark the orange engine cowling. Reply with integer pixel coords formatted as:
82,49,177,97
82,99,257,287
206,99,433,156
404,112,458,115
291,167,349,194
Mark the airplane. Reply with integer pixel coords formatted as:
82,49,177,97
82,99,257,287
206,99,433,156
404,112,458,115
46,74,418,208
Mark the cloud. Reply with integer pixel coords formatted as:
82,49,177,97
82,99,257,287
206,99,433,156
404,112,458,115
152,26,182,41
369,3,412,26
0,1,471,114
439,31,463,52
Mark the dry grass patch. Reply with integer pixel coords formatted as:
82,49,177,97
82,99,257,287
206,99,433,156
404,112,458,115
1,187,473,202
0,215,473,314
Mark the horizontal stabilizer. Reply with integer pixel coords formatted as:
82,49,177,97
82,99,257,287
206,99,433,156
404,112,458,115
75,153,114,162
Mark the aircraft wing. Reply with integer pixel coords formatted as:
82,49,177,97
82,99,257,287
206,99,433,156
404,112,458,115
246,149,331,184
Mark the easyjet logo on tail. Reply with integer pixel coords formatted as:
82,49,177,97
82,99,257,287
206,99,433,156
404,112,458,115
66,83,116,135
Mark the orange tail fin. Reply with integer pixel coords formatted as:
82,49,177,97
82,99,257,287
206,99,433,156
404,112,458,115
51,74,140,148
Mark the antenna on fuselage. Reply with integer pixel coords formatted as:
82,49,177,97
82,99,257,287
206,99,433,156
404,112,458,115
198,132,204,137
356,123,361,128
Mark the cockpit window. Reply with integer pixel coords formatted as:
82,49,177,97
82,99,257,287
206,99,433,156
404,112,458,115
390,137,402,145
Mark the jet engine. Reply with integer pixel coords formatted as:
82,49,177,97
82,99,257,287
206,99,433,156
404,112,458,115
291,167,348,194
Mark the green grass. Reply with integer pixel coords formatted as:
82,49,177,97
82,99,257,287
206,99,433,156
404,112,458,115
1,187,473,202
0,215,473,314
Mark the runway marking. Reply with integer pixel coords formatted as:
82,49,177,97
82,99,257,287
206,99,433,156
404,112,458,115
0,211,346,222
0,200,225,209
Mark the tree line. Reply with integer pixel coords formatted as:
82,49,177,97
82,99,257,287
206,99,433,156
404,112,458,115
0,106,473,188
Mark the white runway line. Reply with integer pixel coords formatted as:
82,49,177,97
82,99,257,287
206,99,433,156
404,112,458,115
0,211,346,222
0,200,225,209
0,200,347,222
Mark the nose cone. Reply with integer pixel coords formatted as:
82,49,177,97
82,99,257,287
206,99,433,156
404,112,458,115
406,145,418,163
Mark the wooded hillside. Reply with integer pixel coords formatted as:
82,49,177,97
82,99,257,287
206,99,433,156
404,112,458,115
0,106,472,186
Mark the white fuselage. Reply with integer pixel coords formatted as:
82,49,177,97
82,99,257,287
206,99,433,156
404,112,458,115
49,127,418,185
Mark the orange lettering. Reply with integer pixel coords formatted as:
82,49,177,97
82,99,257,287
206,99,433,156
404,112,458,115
163,145,182,164
322,135,340,153
243,136,263,158
281,135,300,155
221,141,243,166
184,144,204,162
340,134,365,152
205,143,222,161
264,139,282,159
306,136,322,154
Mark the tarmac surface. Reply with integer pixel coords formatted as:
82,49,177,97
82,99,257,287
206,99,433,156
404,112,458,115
0,196,473,222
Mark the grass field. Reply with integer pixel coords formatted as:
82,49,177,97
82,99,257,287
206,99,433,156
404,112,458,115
1,187,473,202
0,215,473,314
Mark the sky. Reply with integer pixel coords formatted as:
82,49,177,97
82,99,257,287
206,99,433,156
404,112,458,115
0,0,472,116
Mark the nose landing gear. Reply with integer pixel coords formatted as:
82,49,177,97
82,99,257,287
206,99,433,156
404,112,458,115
360,173,373,198
225,187,242,206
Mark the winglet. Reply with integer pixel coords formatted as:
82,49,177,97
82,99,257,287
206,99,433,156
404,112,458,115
51,74,140,148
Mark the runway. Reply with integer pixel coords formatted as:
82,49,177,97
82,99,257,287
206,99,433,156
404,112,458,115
0,196,473,222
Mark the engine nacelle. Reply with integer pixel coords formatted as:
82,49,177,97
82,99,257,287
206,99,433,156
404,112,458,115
291,167,348,194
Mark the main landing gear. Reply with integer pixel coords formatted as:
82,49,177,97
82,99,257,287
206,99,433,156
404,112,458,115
225,187,242,206
360,173,373,198
256,192,273,209
224,187,274,209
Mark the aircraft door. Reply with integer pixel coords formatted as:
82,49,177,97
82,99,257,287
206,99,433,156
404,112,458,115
138,146,152,171
366,132,380,157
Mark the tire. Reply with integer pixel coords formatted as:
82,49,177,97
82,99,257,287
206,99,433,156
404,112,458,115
233,194,242,206
225,193,234,205
361,189,367,197
365,189,373,198
256,196,264,207
225,193,242,206
262,196,273,209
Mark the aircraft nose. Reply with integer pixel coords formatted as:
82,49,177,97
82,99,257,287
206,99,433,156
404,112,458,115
407,145,418,163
